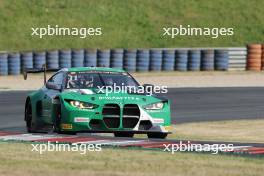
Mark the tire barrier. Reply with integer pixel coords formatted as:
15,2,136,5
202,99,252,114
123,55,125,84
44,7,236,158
8,53,20,75
72,49,84,68
2,45,264,76
188,50,201,71
59,49,72,68
110,49,123,69
84,49,97,67
214,50,228,71
162,50,175,71
247,44,262,71
150,49,162,71
0,53,8,75
175,50,188,71
228,47,247,71
21,52,33,71
123,49,137,72
33,51,46,69
46,50,59,69
201,50,214,71
137,49,150,72
97,49,110,67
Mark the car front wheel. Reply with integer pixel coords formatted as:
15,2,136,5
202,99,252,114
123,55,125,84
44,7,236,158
55,104,76,135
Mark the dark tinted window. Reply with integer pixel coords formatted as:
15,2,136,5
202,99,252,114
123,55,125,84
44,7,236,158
65,71,139,89
47,72,64,87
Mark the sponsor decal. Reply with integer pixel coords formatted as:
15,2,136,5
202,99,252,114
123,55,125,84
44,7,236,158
98,96,140,101
61,123,73,130
152,118,164,124
164,126,171,132
74,117,90,123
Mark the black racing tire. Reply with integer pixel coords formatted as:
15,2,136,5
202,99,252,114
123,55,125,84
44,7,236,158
114,132,134,138
55,103,77,135
147,133,168,139
25,102,33,133
54,103,62,133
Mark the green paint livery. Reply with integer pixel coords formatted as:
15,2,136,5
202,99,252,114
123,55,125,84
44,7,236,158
24,67,171,138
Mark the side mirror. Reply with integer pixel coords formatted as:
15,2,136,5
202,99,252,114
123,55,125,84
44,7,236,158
46,82,61,91
142,84,155,94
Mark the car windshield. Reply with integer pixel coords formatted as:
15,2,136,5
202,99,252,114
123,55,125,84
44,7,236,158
65,71,139,89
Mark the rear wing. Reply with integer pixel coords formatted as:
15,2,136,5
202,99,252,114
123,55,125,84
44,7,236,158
23,64,60,84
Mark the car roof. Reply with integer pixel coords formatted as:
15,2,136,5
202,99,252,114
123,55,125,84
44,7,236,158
63,67,125,73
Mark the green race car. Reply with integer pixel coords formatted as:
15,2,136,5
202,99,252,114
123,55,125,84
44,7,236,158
24,67,171,138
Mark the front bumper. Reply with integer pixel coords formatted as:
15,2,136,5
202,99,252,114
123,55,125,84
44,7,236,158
60,101,171,133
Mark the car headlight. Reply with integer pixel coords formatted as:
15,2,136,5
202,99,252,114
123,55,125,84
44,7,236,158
144,102,164,110
69,101,97,109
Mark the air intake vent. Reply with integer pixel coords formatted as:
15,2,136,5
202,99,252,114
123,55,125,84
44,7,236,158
102,104,120,128
123,104,140,128
138,120,152,130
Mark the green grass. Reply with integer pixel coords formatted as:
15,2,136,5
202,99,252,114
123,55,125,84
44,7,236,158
0,142,263,176
1,120,264,175
0,0,264,51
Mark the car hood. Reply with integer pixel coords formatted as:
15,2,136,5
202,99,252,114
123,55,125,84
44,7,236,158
60,89,167,105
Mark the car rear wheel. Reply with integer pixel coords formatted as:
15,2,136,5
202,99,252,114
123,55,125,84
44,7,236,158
25,102,33,133
114,132,134,138
147,132,167,139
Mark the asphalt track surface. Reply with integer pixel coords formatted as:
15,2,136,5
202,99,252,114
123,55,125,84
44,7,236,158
0,87,264,132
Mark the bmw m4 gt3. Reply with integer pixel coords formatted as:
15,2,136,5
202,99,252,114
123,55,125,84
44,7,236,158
24,67,171,138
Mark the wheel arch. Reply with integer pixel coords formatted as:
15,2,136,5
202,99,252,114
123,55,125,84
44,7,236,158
52,95,63,119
